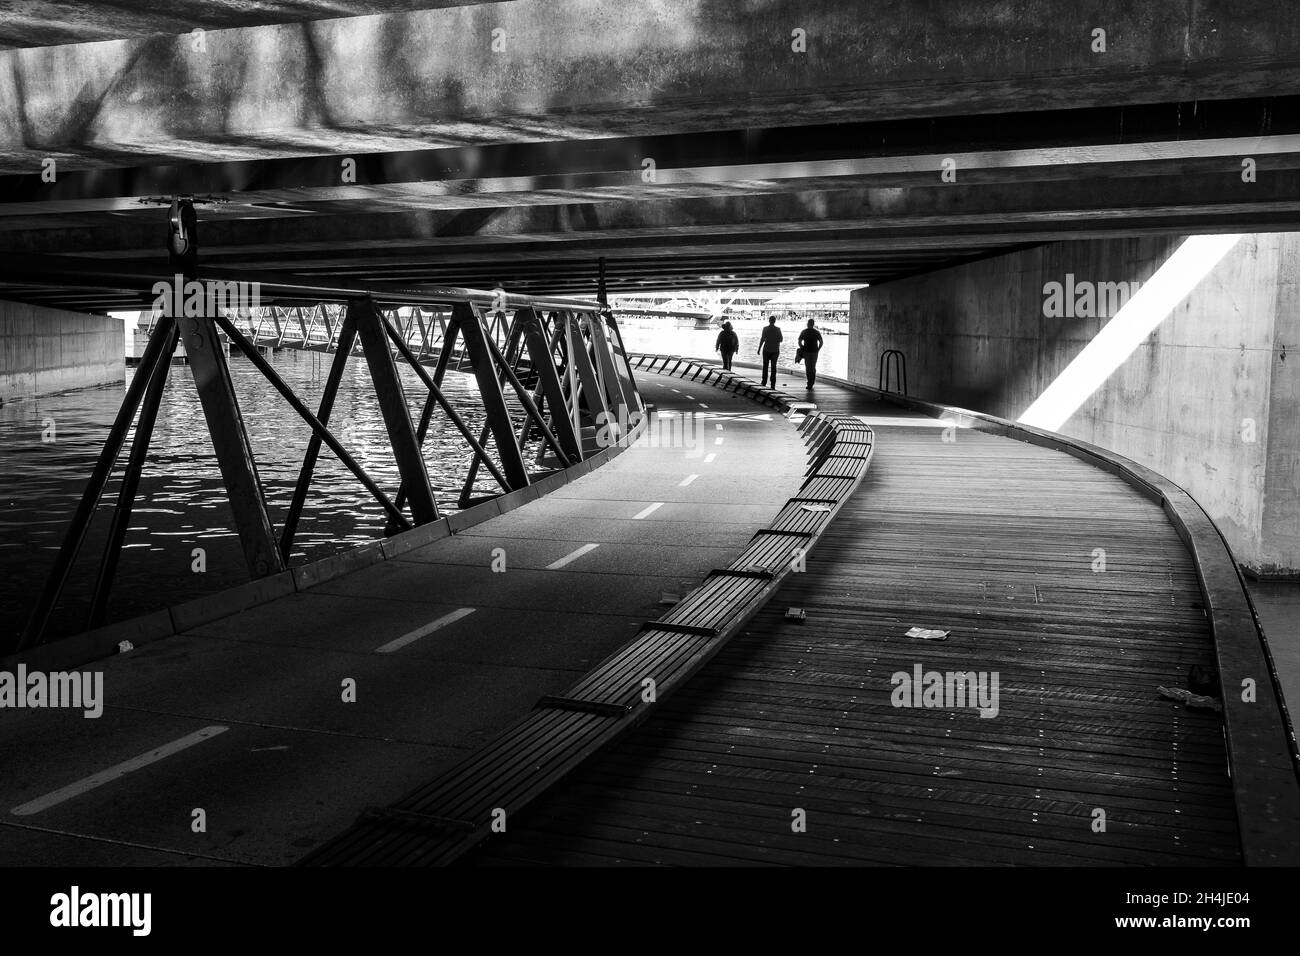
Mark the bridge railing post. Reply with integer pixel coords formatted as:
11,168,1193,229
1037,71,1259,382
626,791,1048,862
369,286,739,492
354,298,440,526
182,311,287,579
520,307,582,463
565,312,612,447
454,302,530,492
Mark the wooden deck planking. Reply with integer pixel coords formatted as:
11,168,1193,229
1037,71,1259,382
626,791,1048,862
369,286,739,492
465,389,1241,866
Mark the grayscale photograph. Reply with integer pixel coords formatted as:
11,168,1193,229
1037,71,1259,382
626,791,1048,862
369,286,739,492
0,0,1294,939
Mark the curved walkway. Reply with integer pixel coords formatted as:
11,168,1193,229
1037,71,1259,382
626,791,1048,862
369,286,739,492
0,372,807,865
468,377,1244,866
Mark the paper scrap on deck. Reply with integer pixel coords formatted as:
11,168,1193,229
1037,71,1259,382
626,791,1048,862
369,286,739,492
905,626,950,641
1157,685,1222,712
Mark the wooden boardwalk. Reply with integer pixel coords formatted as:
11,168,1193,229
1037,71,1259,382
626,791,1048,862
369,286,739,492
466,386,1241,866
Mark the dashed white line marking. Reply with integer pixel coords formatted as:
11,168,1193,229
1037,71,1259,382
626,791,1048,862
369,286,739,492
704,453,717,463
698,403,709,408
11,726,230,816
679,474,699,487
633,502,664,520
546,543,601,570
714,437,724,445
375,607,477,653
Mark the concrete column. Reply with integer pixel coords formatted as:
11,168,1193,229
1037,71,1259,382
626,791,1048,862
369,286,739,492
848,233,1299,576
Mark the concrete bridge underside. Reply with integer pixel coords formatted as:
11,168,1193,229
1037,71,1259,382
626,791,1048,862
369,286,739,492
2,1,1300,305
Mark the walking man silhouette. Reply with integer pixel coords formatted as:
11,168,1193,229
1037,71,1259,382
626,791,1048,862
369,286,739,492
798,318,824,389
758,315,782,388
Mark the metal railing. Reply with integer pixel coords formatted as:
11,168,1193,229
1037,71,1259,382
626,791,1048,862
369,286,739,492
8,247,646,653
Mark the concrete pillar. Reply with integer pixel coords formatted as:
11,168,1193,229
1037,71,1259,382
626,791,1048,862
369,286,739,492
848,233,1299,576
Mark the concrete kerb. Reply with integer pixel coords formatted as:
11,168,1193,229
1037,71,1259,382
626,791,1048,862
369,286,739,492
5,409,651,673
0,609,174,674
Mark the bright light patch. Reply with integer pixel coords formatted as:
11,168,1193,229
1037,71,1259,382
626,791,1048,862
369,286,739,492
1018,235,1243,431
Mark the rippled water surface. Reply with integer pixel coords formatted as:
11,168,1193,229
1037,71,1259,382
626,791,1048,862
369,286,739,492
0,348,494,640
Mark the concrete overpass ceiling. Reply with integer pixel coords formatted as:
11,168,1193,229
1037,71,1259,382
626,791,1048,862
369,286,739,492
0,2,497,50
2,1,1300,309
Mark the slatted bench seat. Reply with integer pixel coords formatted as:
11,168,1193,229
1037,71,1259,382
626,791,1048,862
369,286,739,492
810,454,872,480
732,529,813,574
799,473,860,498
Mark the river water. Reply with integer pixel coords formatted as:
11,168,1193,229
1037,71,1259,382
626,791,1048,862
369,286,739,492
0,348,493,641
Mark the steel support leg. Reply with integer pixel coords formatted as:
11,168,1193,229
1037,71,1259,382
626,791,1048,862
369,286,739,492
565,313,611,431
353,299,439,525
396,315,456,515
604,313,645,415
178,312,286,580
519,308,581,461
455,302,529,490
587,313,636,422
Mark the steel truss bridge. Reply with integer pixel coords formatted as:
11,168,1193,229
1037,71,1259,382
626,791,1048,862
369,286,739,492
12,201,653,654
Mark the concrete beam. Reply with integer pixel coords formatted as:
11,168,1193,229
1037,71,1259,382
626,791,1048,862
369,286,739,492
3,0,1300,170
7,171,1300,257
0,2,494,51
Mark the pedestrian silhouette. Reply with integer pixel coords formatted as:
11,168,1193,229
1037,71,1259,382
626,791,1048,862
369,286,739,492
797,318,824,389
715,320,739,370
758,315,783,388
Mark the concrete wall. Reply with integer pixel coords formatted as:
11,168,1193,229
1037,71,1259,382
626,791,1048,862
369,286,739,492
0,299,123,402
848,234,1299,576
1263,261,1300,576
